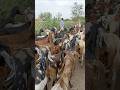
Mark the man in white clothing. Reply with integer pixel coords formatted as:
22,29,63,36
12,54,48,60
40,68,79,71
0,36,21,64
60,18,64,31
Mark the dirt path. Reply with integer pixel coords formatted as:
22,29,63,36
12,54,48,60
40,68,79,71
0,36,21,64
47,61,85,90
70,61,85,90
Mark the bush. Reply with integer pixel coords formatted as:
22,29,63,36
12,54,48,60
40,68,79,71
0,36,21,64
35,16,85,35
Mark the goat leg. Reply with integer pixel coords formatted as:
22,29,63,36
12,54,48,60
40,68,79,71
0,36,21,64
44,84,48,90
69,81,73,88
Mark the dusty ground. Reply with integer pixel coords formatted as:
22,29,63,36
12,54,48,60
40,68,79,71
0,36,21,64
70,61,85,90
47,60,85,90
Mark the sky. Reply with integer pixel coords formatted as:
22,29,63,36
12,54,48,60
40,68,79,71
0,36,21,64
35,0,85,19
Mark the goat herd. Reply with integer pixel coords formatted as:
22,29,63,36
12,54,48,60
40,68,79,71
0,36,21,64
1,16,120,90
0,22,120,90
85,0,120,90
35,26,85,90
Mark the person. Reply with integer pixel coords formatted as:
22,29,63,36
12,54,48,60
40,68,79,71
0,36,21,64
60,18,64,31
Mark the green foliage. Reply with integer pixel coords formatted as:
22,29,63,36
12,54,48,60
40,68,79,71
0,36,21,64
79,16,85,24
35,18,60,35
35,2,85,35
56,12,62,20
35,18,78,35
39,12,52,21
35,20,40,35
64,20,75,27
72,2,83,18
71,2,84,23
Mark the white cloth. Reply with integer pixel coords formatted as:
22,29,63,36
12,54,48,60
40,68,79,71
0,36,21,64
60,20,64,29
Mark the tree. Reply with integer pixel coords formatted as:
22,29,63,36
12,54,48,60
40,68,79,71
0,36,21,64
72,2,83,18
56,12,62,20
71,2,84,23
39,12,52,21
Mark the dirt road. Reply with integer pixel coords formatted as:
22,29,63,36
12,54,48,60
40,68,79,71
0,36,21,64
70,61,85,90
47,60,85,90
